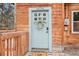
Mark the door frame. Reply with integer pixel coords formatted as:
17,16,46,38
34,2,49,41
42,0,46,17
29,7,52,52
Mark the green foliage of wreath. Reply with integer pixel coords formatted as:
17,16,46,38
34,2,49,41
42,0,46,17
34,21,46,30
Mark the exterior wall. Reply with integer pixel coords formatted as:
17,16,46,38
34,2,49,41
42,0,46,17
64,4,79,45
52,4,64,49
16,4,29,53
15,3,64,51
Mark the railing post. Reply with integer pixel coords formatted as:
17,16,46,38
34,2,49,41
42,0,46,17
0,35,3,56
17,36,22,56
15,37,18,56
0,34,1,56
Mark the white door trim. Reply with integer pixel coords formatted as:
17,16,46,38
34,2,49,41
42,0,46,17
29,7,52,52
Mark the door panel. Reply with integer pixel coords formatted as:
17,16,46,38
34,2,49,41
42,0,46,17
30,9,51,52
29,7,52,52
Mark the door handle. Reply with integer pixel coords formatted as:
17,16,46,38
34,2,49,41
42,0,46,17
46,27,48,33
46,27,48,30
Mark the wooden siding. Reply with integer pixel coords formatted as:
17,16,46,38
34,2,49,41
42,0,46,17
64,4,79,45
16,3,64,51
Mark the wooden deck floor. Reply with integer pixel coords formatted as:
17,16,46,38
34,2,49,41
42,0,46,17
63,44,79,56
25,44,79,56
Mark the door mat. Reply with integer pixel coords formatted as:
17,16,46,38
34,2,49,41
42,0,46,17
32,52,48,56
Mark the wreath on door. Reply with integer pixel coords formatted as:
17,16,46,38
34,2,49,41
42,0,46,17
34,21,46,30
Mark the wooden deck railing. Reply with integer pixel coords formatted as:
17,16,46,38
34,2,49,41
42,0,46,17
0,31,28,56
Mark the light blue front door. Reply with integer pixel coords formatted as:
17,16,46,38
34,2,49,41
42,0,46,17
29,7,52,52
29,8,52,52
